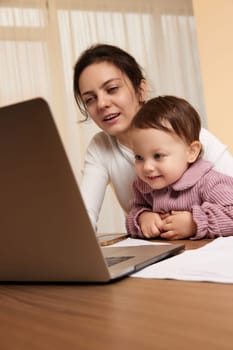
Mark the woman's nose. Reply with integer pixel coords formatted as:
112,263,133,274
97,93,110,109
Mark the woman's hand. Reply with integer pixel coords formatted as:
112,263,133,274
160,210,197,240
138,211,163,238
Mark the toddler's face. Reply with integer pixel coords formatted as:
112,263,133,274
131,127,193,189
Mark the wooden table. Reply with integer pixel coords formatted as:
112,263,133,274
0,239,232,350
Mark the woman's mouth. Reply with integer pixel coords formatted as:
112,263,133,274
103,113,120,123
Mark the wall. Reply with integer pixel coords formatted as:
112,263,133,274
192,0,233,153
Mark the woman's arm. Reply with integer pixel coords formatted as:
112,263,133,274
80,134,110,230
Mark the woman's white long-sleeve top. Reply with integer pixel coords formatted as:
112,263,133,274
80,127,233,229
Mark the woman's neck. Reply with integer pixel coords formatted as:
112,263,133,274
116,131,133,150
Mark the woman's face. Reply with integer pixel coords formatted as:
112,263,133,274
78,61,146,140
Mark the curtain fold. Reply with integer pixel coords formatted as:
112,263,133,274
0,0,205,233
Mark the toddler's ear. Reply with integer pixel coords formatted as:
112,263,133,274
187,141,202,163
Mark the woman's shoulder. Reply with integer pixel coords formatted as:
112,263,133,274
200,127,226,150
199,127,231,168
89,131,116,149
86,132,119,161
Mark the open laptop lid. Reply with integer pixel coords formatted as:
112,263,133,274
0,98,184,282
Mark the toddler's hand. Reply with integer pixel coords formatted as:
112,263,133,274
138,211,163,239
160,210,196,240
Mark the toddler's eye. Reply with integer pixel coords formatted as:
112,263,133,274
135,154,143,161
153,153,163,160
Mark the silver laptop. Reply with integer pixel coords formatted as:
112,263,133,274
0,98,184,282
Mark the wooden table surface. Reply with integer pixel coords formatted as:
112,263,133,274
0,239,232,350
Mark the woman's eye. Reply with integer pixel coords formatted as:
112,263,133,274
108,86,118,94
135,154,143,161
84,96,95,106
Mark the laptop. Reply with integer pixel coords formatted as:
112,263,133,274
0,98,184,282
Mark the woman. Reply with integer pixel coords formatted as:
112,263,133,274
73,43,233,230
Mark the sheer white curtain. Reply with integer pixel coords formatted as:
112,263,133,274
0,0,205,233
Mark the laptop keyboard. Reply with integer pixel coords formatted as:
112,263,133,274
105,256,134,267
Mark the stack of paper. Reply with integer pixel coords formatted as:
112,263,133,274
112,237,233,283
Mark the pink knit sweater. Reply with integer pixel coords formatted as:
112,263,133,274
126,159,233,240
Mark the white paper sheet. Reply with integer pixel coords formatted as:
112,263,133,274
112,237,233,283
